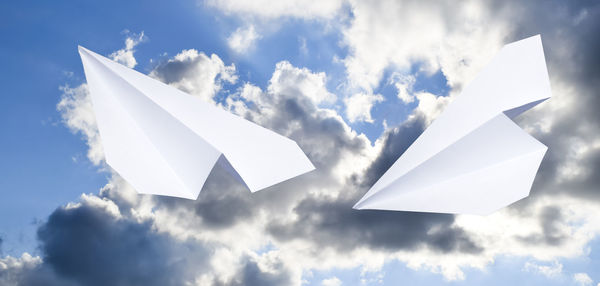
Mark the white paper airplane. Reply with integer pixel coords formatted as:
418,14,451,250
354,35,551,215
78,46,315,200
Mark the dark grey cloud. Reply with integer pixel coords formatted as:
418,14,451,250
232,259,292,286
151,58,198,85
244,93,371,208
517,205,567,246
266,116,480,254
498,0,600,200
448,2,600,250
0,254,74,286
151,81,371,229
155,164,258,229
34,201,209,286
147,66,480,259
255,95,368,172
362,116,426,188
213,257,294,286
268,195,481,254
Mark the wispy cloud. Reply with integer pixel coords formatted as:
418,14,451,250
109,31,146,68
227,25,260,54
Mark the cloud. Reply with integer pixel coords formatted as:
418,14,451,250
574,273,594,286
523,260,563,278
228,25,261,53
517,206,567,246
35,194,211,286
150,49,237,102
268,61,336,106
205,0,345,19
299,37,308,55
109,31,146,68
321,276,342,286
57,84,103,165
343,92,384,123
156,165,258,230
219,254,295,286
501,1,600,202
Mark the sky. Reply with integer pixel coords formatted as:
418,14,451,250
1,0,600,285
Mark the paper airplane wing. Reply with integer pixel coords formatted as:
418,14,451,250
354,35,551,215
79,46,314,199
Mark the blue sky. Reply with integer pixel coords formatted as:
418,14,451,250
1,0,600,285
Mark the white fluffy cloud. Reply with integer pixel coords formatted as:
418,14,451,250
0,253,42,284
523,260,563,278
574,273,594,286
341,0,507,93
321,276,342,286
57,84,104,165
268,61,336,105
447,195,600,278
210,0,509,126
109,31,146,68
343,92,384,123
410,92,451,126
228,25,261,53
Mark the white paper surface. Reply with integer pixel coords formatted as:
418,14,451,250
354,35,551,215
79,46,315,199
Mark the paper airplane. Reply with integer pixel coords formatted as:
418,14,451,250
78,46,314,199
354,35,551,215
